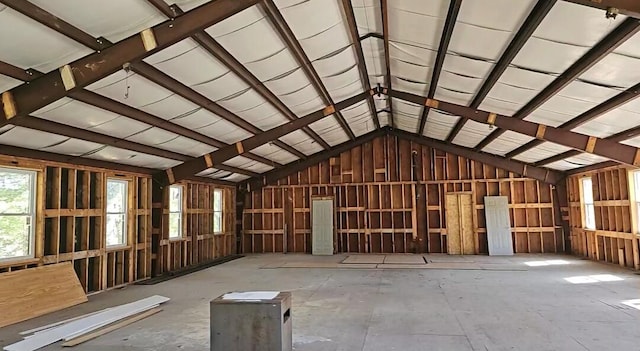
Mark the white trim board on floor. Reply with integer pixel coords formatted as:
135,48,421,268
4,295,169,351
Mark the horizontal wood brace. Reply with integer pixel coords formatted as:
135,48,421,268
59,65,76,91
585,136,597,153
140,28,158,51
425,98,439,108
2,91,17,119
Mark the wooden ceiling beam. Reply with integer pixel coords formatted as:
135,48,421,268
380,0,394,127
387,88,640,168
506,81,640,158
262,0,356,140
0,0,259,128
446,0,557,143
160,90,372,185
473,16,640,151
146,2,331,150
341,0,381,129
417,0,462,135
130,62,307,160
244,128,386,191
390,129,563,185
564,0,640,19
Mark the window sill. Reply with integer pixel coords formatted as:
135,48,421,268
0,256,38,266
106,244,131,252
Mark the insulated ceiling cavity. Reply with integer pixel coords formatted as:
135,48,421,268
392,98,421,132
352,0,386,86
424,109,458,140
0,74,20,92
341,101,377,136
0,4,91,72
451,119,493,148
512,142,572,164
480,131,534,156
573,97,640,138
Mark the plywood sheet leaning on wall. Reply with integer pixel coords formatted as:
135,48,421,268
0,262,87,327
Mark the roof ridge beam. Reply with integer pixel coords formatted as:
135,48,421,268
262,0,356,140
446,0,556,143
417,0,462,135
160,90,372,184
0,0,260,127
472,16,640,151
386,88,640,168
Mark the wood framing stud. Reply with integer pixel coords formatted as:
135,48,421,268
585,136,598,153
1,91,16,119
59,65,76,91
536,124,546,139
140,29,158,51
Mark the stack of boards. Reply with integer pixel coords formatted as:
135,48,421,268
4,295,169,350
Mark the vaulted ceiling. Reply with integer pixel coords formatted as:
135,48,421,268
0,0,639,185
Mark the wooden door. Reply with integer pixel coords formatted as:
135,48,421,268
484,196,514,256
445,193,474,255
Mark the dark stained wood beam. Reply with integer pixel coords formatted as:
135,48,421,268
473,16,640,151
146,2,331,150
130,62,307,160
506,81,640,158
341,0,381,129
387,88,640,168
446,0,557,143
0,0,106,50
244,128,386,191
0,0,259,128
161,90,372,184
390,128,563,185
417,0,462,135
564,0,640,19
380,0,395,128
0,59,277,171
262,0,356,140
359,32,384,41
11,117,258,177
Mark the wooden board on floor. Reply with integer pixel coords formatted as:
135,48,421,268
0,262,87,328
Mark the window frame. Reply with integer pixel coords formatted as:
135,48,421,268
168,185,184,240
213,189,223,235
580,177,596,230
0,167,37,262
105,178,129,247
632,170,640,234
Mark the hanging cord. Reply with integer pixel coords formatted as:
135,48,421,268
122,62,132,99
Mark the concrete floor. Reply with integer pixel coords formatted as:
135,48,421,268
1,254,639,351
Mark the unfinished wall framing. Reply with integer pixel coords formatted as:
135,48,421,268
243,135,563,254
567,166,640,270
153,181,236,275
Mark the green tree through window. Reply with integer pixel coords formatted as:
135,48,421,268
0,168,35,260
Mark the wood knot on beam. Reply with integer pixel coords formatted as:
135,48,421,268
323,105,336,116
1,91,17,119
425,98,439,109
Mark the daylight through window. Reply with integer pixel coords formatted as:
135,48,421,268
0,168,36,260
169,185,183,238
106,179,128,246
213,189,223,234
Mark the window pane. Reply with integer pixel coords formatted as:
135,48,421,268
107,180,127,213
169,213,182,238
585,204,596,229
0,171,31,214
0,215,31,259
213,212,222,233
582,178,593,204
213,190,223,212
106,213,126,246
169,186,182,212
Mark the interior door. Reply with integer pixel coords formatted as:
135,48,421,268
445,193,474,255
484,196,514,256
311,197,334,255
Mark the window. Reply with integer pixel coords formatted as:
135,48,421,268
169,185,183,239
213,189,223,234
634,171,640,233
106,179,128,246
0,168,36,260
581,177,595,230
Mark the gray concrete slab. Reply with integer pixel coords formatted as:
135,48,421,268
0,254,639,351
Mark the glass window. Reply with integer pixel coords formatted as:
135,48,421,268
213,189,223,234
581,177,595,230
0,168,36,260
106,179,128,246
169,185,183,239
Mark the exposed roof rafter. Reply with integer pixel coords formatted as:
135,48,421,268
473,16,640,151
262,0,356,140
160,90,372,185
417,0,462,135
380,0,394,127
446,0,557,143
564,0,640,19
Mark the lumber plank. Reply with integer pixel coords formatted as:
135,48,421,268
0,263,87,328
62,307,162,347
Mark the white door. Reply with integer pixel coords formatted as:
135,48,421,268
484,196,514,256
312,198,334,255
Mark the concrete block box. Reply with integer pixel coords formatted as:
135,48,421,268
210,291,292,351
